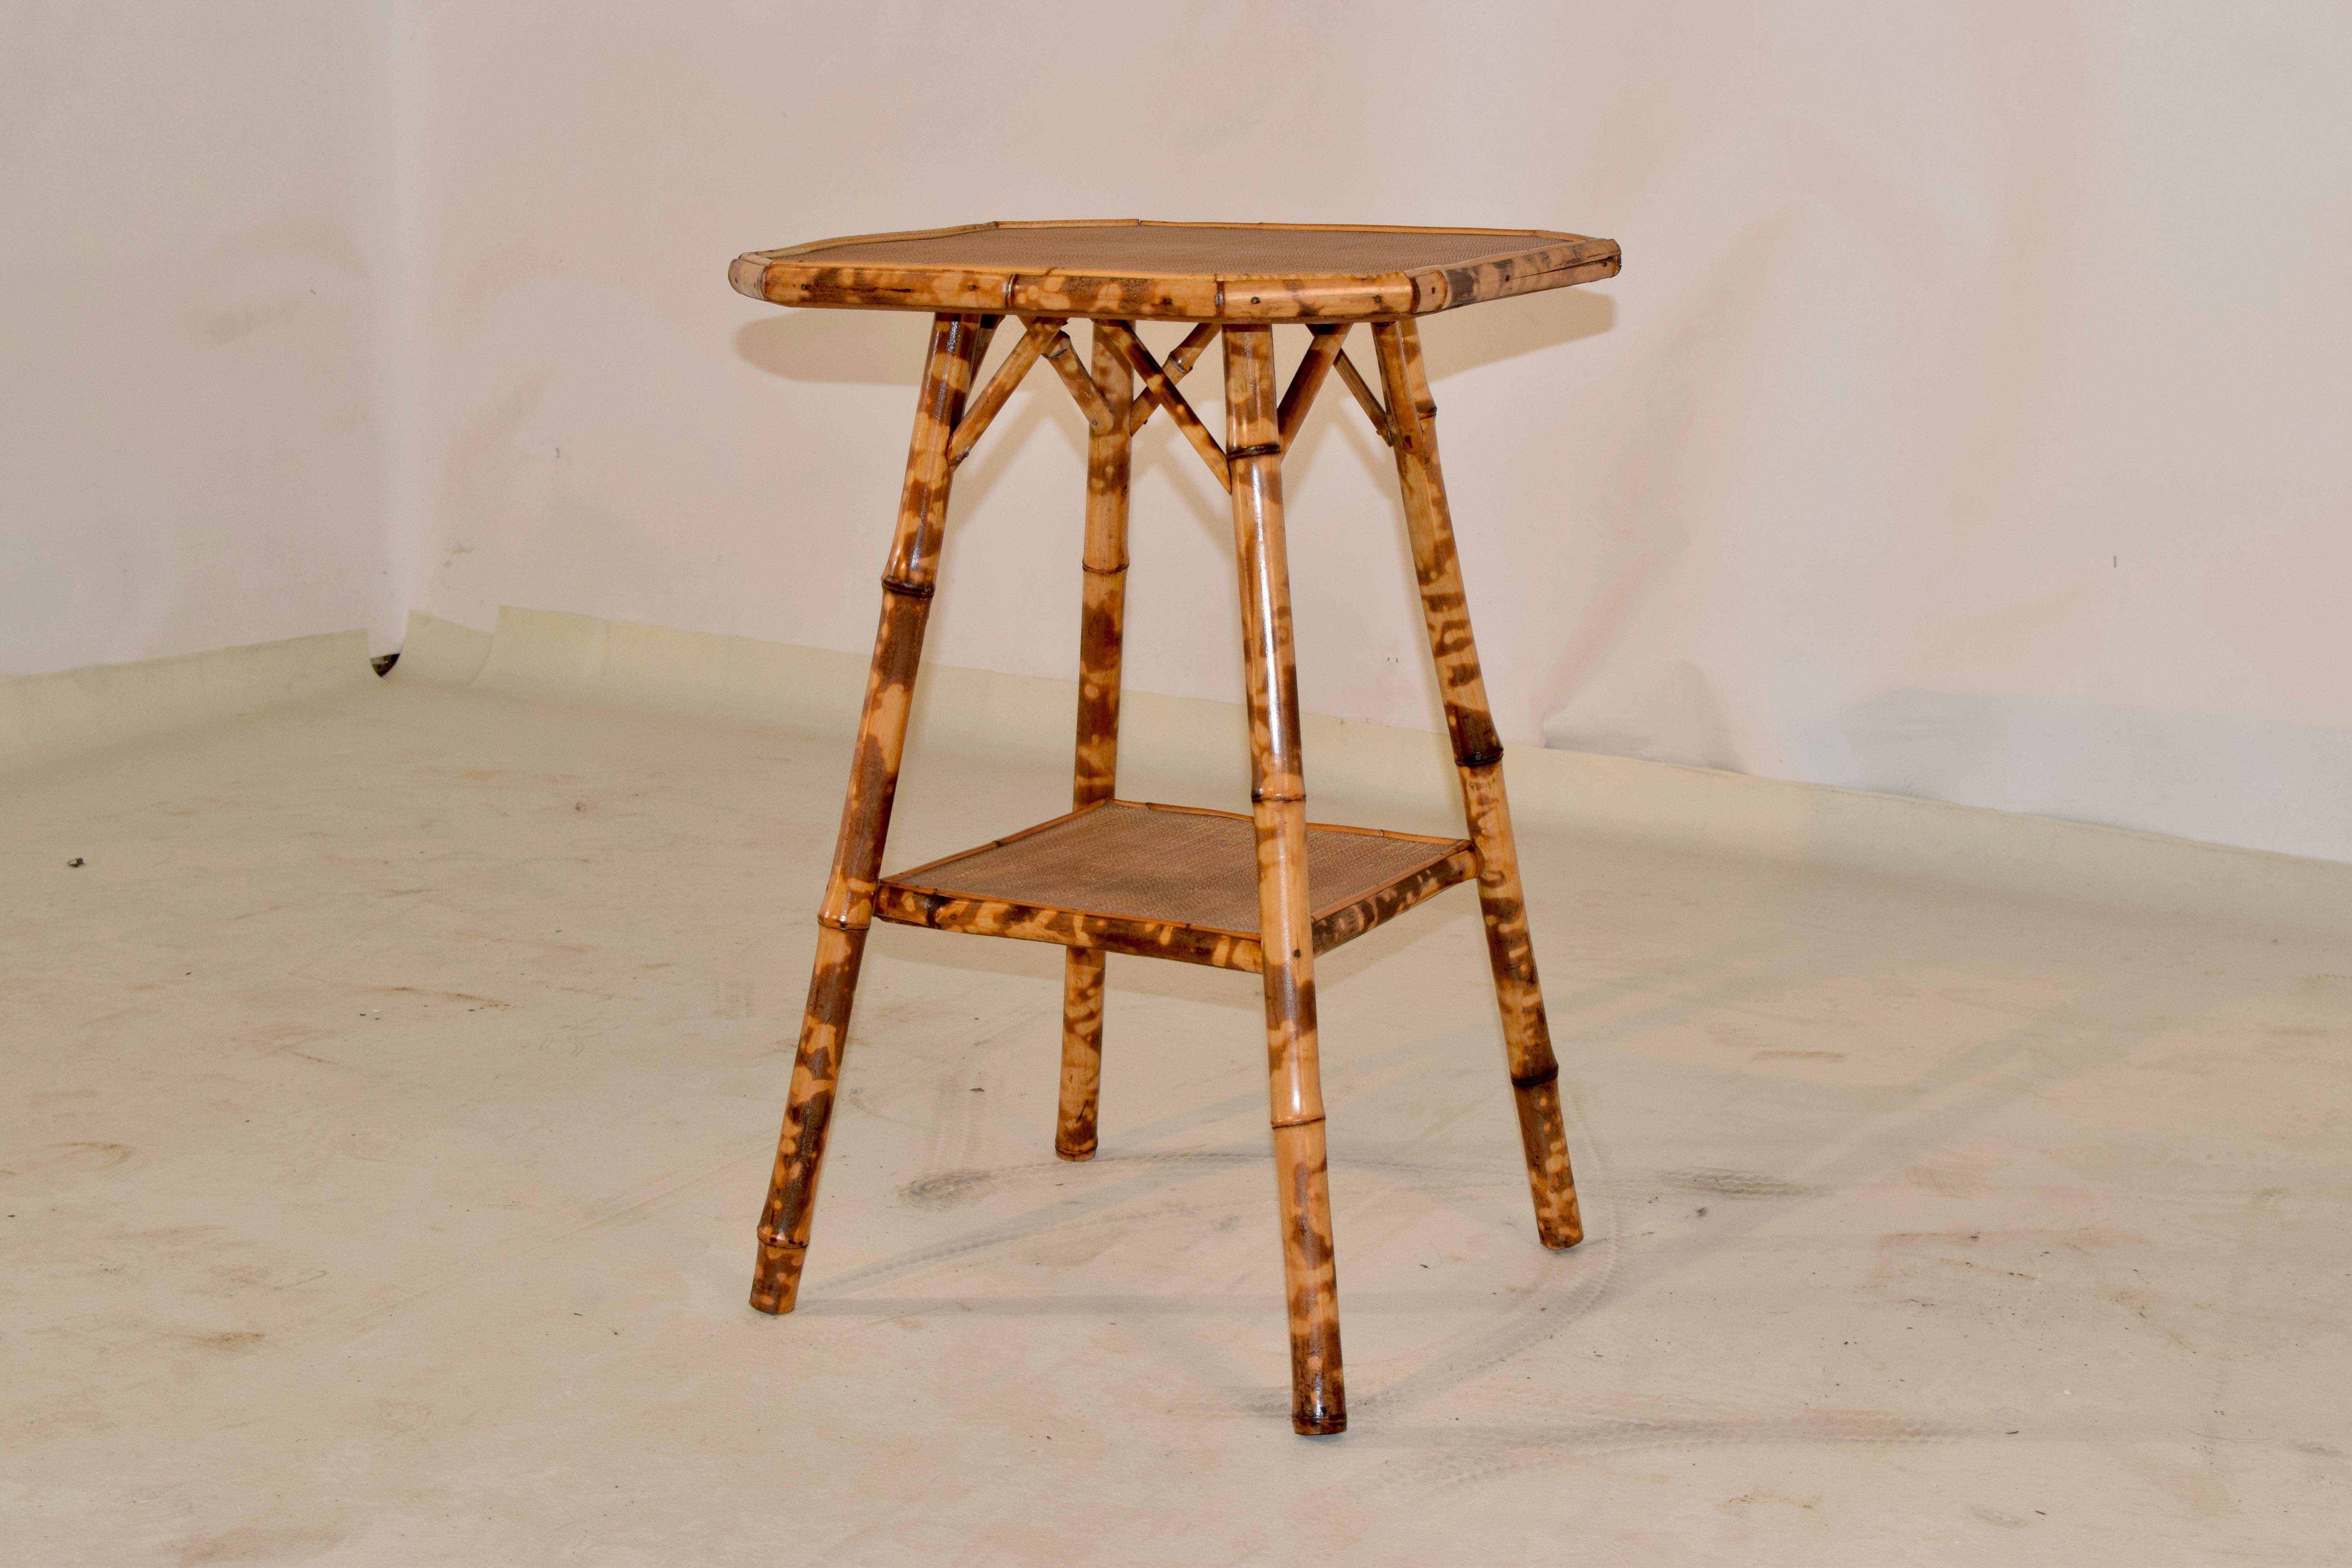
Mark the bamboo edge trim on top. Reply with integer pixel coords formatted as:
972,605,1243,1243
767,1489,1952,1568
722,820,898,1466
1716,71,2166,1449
728,220,1621,321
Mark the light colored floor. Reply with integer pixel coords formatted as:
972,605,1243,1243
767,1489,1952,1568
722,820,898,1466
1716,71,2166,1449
5,670,2348,1565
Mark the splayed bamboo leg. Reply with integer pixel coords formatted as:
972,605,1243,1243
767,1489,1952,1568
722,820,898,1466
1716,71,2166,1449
1056,321,1136,1161
1370,319,1581,1250
751,313,988,1313
1227,322,1345,1435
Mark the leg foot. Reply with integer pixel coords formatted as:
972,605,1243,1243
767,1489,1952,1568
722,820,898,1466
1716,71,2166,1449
1275,1120,1346,1434
750,923,868,1312
1513,1074,1584,1249
1056,949,1105,1160
749,1240,807,1314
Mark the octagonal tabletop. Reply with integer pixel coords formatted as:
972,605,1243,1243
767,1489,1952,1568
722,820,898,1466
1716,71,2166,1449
729,220,1620,323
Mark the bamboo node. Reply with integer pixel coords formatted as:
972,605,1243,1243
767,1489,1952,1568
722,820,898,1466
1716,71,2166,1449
1457,743,1505,768
1511,1063,1561,1090
880,575,936,600
816,911,869,933
1229,442,1282,461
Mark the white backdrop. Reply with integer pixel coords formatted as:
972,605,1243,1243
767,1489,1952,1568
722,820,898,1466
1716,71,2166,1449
10,2,2352,864
1,2,410,676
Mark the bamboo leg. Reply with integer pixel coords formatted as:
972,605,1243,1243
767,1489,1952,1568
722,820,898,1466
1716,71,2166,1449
1056,321,1135,1161
751,313,988,1314
1370,319,1582,1250
1227,323,1345,1436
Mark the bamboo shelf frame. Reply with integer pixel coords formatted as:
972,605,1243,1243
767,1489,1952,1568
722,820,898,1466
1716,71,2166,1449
873,800,1477,974
737,221,1617,1438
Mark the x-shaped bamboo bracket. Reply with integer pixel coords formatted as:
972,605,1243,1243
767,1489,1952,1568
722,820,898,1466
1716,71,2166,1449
946,318,1398,489
947,316,1111,467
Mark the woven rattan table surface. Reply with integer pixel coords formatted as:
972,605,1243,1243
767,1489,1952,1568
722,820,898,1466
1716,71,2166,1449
779,223,1583,278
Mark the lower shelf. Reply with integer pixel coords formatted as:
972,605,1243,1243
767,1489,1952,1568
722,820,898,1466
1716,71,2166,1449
873,800,1477,973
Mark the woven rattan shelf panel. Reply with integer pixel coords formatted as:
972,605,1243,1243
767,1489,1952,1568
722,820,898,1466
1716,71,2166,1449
730,220,1621,322
873,801,1476,973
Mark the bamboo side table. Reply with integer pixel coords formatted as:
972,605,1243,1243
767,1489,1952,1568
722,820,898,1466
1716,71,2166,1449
728,221,1622,1435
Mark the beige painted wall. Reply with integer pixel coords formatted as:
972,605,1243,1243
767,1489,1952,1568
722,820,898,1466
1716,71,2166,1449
399,2,2352,862
2,2,411,673
10,3,2350,864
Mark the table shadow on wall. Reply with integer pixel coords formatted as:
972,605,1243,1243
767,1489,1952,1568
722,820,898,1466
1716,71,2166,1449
731,289,1618,555
728,285,1616,390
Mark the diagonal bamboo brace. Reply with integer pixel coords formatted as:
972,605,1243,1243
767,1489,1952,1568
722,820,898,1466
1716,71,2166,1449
948,317,1064,468
1276,324,1351,450
1332,348,1395,447
1041,328,1116,434
1125,323,1218,437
